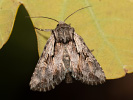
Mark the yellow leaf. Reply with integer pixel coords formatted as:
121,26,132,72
0,0,20,48
0,0,133,79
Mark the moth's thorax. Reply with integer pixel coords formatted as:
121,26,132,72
53,21,74,43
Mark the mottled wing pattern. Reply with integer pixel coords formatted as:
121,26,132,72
69,32,106,85
30,33,66,91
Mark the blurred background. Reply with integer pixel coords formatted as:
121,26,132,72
0,5,132,100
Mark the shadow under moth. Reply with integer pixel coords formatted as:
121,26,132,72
30,6,106,92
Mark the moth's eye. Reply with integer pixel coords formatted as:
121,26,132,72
57,24,59,27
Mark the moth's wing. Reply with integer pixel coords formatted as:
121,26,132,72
30,33,66,92
70,32,105,85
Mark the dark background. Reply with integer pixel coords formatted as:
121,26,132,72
0,5,133,100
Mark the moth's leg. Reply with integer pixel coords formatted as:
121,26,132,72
90,49,94,52
34,27,52,32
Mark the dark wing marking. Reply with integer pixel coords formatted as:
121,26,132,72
30,33,66,92
68,32,106,85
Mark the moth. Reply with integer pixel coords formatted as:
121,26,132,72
30,6,106,92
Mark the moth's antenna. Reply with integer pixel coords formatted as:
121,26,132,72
64,6,91,22
26,16,59,23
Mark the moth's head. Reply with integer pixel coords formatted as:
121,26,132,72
54,21,74,43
